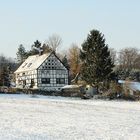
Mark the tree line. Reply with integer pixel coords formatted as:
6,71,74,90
0,55,16,86
0,30,140,89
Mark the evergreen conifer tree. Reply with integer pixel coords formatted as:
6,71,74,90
16,44,27,63
0,66,10,87
80,29,114,92
30,40,42,55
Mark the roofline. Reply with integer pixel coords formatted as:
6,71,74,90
37,52,52,70
52,52,69,70
37,51,69,71
14,53,51,74
14,51,69,73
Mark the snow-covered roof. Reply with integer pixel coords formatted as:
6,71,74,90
118,80,125,84
62,85,82,89
15,53,51,73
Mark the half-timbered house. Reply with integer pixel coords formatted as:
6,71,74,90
14,52,69,91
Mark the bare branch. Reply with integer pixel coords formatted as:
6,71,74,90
46,34,62,52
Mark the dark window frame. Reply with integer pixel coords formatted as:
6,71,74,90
41,78,50,84
56,78,65,84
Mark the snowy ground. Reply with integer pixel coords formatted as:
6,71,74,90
0,94,140,140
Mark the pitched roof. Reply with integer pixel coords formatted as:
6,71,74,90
15,53,51,73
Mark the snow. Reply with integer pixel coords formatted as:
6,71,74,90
0,94,140,140
15,53,50,73
61,84,80,89
118,80,140,91
118,80,125,84
130,82,140,91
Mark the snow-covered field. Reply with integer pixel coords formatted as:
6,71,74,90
0,94,140,140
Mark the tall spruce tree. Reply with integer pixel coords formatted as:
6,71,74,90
16,44,27,64
80,29,114,92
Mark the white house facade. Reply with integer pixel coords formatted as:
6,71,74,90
14,52,69,91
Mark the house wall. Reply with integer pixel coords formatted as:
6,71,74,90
15,70,38,88
15,53,69,91
37,53,69,91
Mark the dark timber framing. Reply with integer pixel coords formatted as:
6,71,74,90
14,52,69,91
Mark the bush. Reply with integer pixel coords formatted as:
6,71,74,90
121,94,139,101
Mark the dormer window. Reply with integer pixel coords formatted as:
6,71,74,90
22,63,27,68
27,63,32,67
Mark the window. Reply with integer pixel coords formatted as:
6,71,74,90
27,63,32,67
56,78,65,84
23,80,26,88
41,78,50,84
30,79,35,88
22,63,27,68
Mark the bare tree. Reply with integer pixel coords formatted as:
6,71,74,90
67,43,81,83
118,47,139,70
134,53,140,69
46,34,62,52
109,48,117,65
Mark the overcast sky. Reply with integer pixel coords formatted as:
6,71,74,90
0,0,140,58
